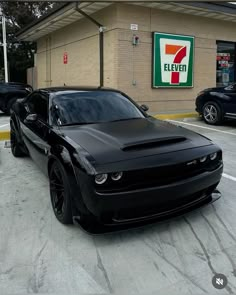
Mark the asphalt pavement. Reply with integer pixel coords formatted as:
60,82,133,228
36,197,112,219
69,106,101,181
0,117,236,295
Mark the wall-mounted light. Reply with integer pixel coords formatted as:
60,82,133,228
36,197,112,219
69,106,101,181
132,34,140,46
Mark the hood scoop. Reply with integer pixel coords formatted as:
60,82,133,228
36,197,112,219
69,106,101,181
122,136,187,151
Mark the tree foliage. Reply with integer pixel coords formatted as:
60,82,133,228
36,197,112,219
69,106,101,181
0,2,59,82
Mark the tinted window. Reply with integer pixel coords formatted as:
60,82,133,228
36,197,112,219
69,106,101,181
52,91,145,125
26,93,48,122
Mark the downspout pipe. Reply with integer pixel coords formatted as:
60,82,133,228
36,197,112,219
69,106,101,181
75,3,105,87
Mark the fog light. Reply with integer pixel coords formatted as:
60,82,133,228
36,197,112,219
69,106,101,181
210,152,217,161
95,174,108,185
200,156,207,163
111,172,123,181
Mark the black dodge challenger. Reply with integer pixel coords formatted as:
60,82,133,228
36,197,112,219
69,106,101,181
10,87,223,232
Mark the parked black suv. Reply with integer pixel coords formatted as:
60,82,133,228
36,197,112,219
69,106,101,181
196,83,236,125
0,82,33,115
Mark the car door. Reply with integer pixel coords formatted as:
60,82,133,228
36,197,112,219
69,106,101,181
20,92,51,174
222,84,236,116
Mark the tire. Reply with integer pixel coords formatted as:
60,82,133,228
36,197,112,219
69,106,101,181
202,101,223,125
10,120,26,157
49,160,73,224
6,98,17,115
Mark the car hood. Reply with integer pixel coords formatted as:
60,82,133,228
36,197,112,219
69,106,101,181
203,86,225,93
59,117,212,165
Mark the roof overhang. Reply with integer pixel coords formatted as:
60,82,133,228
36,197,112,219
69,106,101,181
17,2,236,42
17,2,111,41
132,2,236,21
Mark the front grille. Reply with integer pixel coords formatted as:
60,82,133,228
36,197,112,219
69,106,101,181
96,153,222,193
112,186,215,223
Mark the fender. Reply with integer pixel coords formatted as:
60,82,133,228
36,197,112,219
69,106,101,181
198,92,230,111
10,113,24,144
198,94,225,115
47,146,89,216
209,92,231,102
48,144,90,191
48,146,76,178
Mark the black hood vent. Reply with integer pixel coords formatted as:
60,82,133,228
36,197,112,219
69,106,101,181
122,136,187,151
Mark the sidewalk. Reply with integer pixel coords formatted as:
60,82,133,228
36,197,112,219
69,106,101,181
153,111,198,120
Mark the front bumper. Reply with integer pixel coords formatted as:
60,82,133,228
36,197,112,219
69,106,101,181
78,164,223,229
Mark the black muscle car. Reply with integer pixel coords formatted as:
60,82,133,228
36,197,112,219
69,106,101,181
196,83,236,125
10,87,223,233
0,82,33,115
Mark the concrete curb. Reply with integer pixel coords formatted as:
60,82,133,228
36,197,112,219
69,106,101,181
0,130,10,141
0,112,199,141
154,112,199,120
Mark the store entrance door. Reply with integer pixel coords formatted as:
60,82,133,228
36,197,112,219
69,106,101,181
216,41,235,87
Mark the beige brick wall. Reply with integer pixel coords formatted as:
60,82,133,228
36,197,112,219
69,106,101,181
116,4,231,112
36,5,118,88
36,3,236,113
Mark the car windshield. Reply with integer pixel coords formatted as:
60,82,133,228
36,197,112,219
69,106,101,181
52,90,145,125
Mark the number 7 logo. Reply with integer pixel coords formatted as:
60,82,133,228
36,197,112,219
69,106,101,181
165,45,187,84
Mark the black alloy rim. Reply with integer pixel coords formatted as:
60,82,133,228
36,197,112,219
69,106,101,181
50,166,65,217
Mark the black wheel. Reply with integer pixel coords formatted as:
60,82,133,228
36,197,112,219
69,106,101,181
6,98,17,115
10,120,26,157
202,101,223,125
49,161,73,224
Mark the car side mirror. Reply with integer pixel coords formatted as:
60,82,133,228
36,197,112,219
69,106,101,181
140,104,149,112
24,113,38,123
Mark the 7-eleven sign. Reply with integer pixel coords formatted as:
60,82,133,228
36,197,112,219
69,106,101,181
153,33,194,88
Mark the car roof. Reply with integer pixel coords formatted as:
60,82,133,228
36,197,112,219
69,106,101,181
0,82,31,86
38,86,122,94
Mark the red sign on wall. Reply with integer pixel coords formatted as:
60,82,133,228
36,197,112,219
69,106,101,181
63,52,68,64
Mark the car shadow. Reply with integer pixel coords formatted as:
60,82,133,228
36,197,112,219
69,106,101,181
222,119,236,128
0,112,9,117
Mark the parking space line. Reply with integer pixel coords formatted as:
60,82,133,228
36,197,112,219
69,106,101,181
223,173,236,182
168,120,236,136
0,124,9,128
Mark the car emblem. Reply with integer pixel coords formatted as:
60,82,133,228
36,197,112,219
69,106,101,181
187,160,197,166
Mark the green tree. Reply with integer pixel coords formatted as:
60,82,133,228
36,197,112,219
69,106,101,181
0,2,60,83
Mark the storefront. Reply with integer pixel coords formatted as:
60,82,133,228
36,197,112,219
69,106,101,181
17,2,236,113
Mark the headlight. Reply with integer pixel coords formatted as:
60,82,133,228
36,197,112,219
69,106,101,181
95,173,108,185
200,156,207,163
210,152,217,161
111,172,123,181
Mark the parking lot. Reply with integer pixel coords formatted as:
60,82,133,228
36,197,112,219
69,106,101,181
1,116,236,295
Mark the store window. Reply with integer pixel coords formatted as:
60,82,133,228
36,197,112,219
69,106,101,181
216,41,235,87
